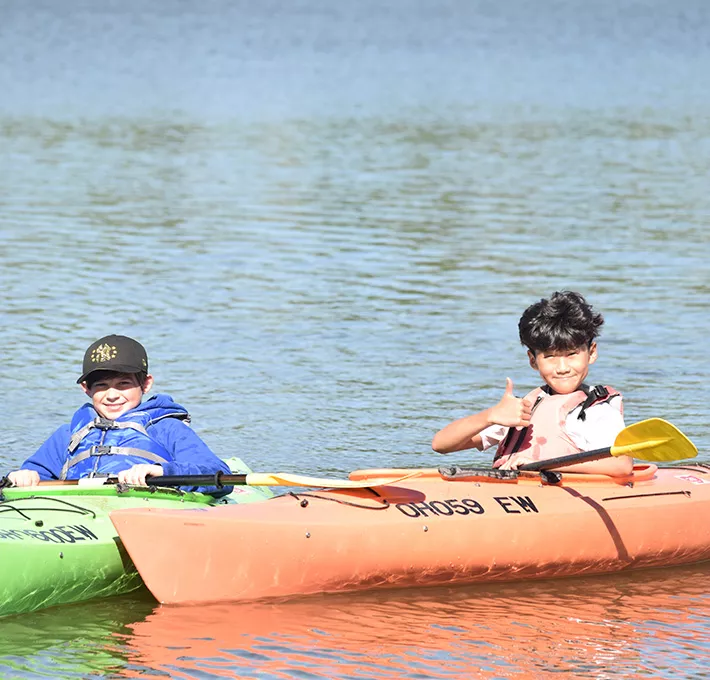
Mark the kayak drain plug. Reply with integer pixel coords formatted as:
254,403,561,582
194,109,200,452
35,520,44,527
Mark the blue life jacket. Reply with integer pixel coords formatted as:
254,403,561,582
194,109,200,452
60,395,190,480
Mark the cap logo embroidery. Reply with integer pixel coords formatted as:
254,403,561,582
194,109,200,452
91,343,117,364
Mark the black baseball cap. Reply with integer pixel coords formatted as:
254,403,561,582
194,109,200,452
77,335,149,384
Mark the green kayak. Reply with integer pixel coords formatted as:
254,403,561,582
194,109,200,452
0,458,271,618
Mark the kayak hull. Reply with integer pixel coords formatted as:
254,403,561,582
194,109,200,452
0,461,270,617
110,464,710,605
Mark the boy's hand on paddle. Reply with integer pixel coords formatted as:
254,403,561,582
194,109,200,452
490,378,532,429
7,469,41,487
117,464,164,487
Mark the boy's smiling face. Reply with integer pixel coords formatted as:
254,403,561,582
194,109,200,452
81,372,153,419
528,343,597,395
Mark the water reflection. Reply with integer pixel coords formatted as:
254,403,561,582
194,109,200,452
0,594,155,679
116,565,710,679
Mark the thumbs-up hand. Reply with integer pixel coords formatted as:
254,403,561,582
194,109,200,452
489,378,532,429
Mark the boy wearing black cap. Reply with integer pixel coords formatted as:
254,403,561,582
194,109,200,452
7,335,232,495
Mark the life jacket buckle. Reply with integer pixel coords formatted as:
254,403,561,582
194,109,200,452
91,445,113,455
577,385,611,421
591,385,609,400
94,417,118,430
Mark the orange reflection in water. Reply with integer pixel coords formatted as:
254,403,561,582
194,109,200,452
117,564,710,679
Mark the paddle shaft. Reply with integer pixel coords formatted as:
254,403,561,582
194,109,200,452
519,446,613,471
147,471,419,489
3,471,416,490
147,471,243,488
0,472,239,489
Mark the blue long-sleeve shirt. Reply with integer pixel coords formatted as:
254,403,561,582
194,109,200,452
19,394,232,498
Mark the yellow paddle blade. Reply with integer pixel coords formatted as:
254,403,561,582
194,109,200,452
611,418,698,462
245,471,419,489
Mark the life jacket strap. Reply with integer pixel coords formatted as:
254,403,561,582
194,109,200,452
576,385,615,421
68,417,150,453
544,383,618,421
59,445,170,480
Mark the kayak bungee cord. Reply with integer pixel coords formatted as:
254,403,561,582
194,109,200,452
0,496,98,519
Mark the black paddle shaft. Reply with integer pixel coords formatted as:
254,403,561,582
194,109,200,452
519,446,611,471
145,472,248,488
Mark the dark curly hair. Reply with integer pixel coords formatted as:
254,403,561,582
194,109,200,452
518,291,604,354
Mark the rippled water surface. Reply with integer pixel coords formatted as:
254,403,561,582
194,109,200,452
1,0,709,677
1,566,709,679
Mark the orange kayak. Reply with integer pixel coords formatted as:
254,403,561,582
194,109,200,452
110,463,710,605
